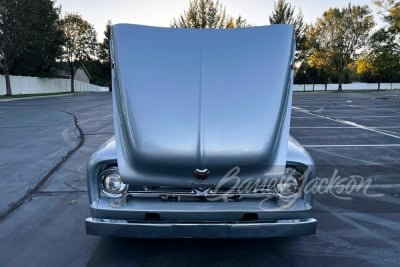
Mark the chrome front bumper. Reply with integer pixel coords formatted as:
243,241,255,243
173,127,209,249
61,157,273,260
85,217,317,238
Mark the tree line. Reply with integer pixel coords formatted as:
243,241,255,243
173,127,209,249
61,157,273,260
299,0,400,91
172,0,400,91
1,0,399,96
0,0,111,96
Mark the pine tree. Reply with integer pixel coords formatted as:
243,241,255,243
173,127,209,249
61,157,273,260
171,0,248,28
269,0,306,62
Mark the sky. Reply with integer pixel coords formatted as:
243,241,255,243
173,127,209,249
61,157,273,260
55,0,382,40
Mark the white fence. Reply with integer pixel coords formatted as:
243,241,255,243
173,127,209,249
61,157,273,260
294,82,400,92
0,75,109,95
3,75,399,95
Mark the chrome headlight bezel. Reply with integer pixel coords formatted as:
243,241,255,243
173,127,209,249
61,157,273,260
99,166,129,198
275,167,302,199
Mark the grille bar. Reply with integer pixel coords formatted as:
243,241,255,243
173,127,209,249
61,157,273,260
126,188,278,200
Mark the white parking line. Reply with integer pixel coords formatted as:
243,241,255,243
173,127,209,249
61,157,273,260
347,104,400,109
317,184,400,189
291,126,400,129
322,115,399,118
293,106,400,140
301,109,400,112
354,115,400,118
372,126,400,128
291,126,357,129
291,116,321,119
304,144,400,148
309,146,381,164
299,109,362,112
293,116,400,119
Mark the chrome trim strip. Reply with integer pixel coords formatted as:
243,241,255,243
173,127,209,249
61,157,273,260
86,217,317,238
126,190,278,199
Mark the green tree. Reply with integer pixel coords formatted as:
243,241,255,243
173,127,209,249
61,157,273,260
60,13,98,93
12,0,64,78
0,0,26,95
374,0,400,33
307,5,374,91
294,62,311,89
99,21,111,65
0,0,64,96
356,2,400,88
295,62,330,90
269,0,307,62
86,21,112,89
369,29,400,89
355,55,375,82
171,0,248,28
99,21,111,90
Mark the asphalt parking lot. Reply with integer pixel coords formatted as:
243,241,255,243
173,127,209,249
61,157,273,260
0,91,399,266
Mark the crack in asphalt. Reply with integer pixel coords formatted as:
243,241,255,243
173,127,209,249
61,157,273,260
0,111,85,222
0,126,62,128
34,191,87,196
84,133,114,135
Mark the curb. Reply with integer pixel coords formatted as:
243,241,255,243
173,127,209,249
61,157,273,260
0,93,76,102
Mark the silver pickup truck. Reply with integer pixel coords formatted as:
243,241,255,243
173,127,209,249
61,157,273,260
85,24,317,238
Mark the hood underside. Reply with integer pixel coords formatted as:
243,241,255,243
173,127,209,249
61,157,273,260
111,24,295,186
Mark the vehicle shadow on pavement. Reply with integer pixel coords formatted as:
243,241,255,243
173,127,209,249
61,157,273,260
86,237,305,266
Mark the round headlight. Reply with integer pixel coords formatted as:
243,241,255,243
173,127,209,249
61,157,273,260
100,167,128,198
275,167,301,197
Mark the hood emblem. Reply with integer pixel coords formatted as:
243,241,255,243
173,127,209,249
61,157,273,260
194,169,209,180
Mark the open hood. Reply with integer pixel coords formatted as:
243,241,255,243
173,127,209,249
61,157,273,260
111,24,294,186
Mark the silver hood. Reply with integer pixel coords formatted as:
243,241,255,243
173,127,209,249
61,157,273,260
111,24,295,186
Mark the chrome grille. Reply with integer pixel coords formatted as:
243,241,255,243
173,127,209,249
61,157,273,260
126,185,278,202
